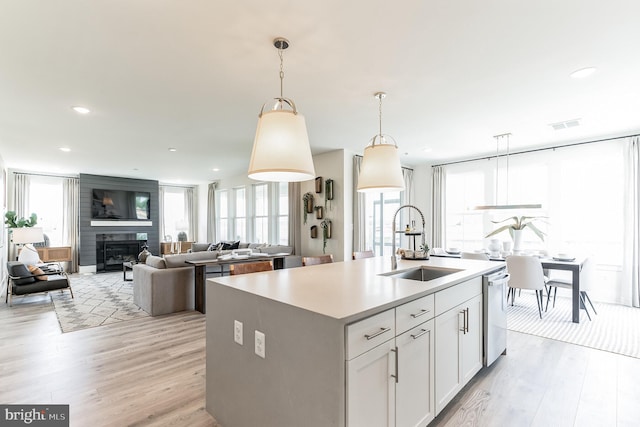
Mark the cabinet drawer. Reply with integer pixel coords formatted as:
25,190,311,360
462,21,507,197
434,277,482,316
346,309,395,360
396,294,435,334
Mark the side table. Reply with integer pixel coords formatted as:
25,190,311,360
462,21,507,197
123,261,136,281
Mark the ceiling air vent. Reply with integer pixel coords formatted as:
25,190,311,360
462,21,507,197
549,118,581,130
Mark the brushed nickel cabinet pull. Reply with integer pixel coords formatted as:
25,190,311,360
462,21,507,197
410,309,430,319
364,327,391,341
410,328,429,340
390,347,399,383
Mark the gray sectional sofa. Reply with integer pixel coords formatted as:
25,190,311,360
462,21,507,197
132,243,301,316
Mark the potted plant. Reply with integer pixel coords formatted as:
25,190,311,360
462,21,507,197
4,211,38,229
320,219,331,254
302,192,314,224
485,215,546,252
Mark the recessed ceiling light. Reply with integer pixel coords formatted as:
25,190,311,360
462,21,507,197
212,168,220,172
71,106,91,114
168,148,177,152
59,147,71,152
570,67,596,79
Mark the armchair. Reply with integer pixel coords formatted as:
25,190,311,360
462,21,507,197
6,261,74,306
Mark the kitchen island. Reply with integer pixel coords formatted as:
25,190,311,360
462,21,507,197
206,256,504,427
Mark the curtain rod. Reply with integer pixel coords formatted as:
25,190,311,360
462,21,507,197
13,171,78,179
430,133,640,168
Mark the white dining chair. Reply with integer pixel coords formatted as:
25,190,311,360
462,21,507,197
505,255,548,319
545,256,597,321
461,252,489,260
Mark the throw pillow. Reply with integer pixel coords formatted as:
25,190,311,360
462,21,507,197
27,265,49,281
8,263,36,285
220,240,240,250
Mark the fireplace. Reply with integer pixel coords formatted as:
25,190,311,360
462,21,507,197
96,234,145,272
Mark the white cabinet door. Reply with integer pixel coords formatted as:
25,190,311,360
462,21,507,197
461,294,483,384
347,339,396,427
434,303,464,415
396,319,435,427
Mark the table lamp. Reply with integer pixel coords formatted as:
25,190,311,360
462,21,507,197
13,227,44,265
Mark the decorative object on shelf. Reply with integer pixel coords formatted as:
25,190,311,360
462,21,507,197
310,225,318,239
315,176,323,194
177,231,188,242
485,215,547,253
303,192,314,224
474,133,542,210
247,37,315,183
320,219,332,254
357,92,405,193
315,206,324,219
138,244,151,263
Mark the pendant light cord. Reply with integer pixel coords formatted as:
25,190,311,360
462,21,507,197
278,47,285,100
378,94,383,138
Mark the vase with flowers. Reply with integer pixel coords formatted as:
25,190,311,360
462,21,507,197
485,215,546,253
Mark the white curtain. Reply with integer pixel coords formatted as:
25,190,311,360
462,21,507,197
352,156,366,252
207,182,217,243
158,186,166,240
431,166,446,249
288,182,301,254
10,173,30,261
185,187,196,242
623,136,640,307
62,177,79,272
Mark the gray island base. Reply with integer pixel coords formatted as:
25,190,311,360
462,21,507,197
206,256,504,427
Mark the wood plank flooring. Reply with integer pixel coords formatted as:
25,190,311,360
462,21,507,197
0,294,218,427
3,294,640,426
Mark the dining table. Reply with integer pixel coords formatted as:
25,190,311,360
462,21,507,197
433,252,586,323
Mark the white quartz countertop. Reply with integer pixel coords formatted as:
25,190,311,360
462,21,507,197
208,256,505,322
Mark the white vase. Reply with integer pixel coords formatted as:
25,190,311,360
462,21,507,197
512,229,523,253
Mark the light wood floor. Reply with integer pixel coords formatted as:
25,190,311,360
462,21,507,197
0,294,218,427
3,294,640,427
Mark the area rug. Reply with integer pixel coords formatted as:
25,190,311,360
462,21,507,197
507,291,640,359
50,271,149,333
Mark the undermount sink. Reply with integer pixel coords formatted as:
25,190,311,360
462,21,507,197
381,266,463,282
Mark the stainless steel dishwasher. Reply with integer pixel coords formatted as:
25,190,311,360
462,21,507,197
483,267,510,366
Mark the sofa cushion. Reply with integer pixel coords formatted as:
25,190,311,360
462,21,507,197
191,242,212,252
248,243,268,250
217,240,240,250
7,262,36,285
164,254,191,268
185,251,220,262
145,255,166,269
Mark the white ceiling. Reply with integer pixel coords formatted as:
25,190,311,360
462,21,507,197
1,0,639,185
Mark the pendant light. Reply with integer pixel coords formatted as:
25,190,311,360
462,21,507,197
474,133,542,210
357,92,405,192
248,37,316,182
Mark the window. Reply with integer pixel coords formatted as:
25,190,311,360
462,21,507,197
28,176,64,246
254,184,269,244
216,190,229,241
162,187,190,241
441,142,623,265
234,187,246,242
276,182,289,245
365,191,401,257
216,182,289,244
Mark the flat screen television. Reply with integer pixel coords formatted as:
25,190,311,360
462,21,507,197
91,189,151,220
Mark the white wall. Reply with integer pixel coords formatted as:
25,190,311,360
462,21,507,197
300,150,353,262
0,155,7,298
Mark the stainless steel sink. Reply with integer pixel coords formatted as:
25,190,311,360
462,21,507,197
381,266,463,282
